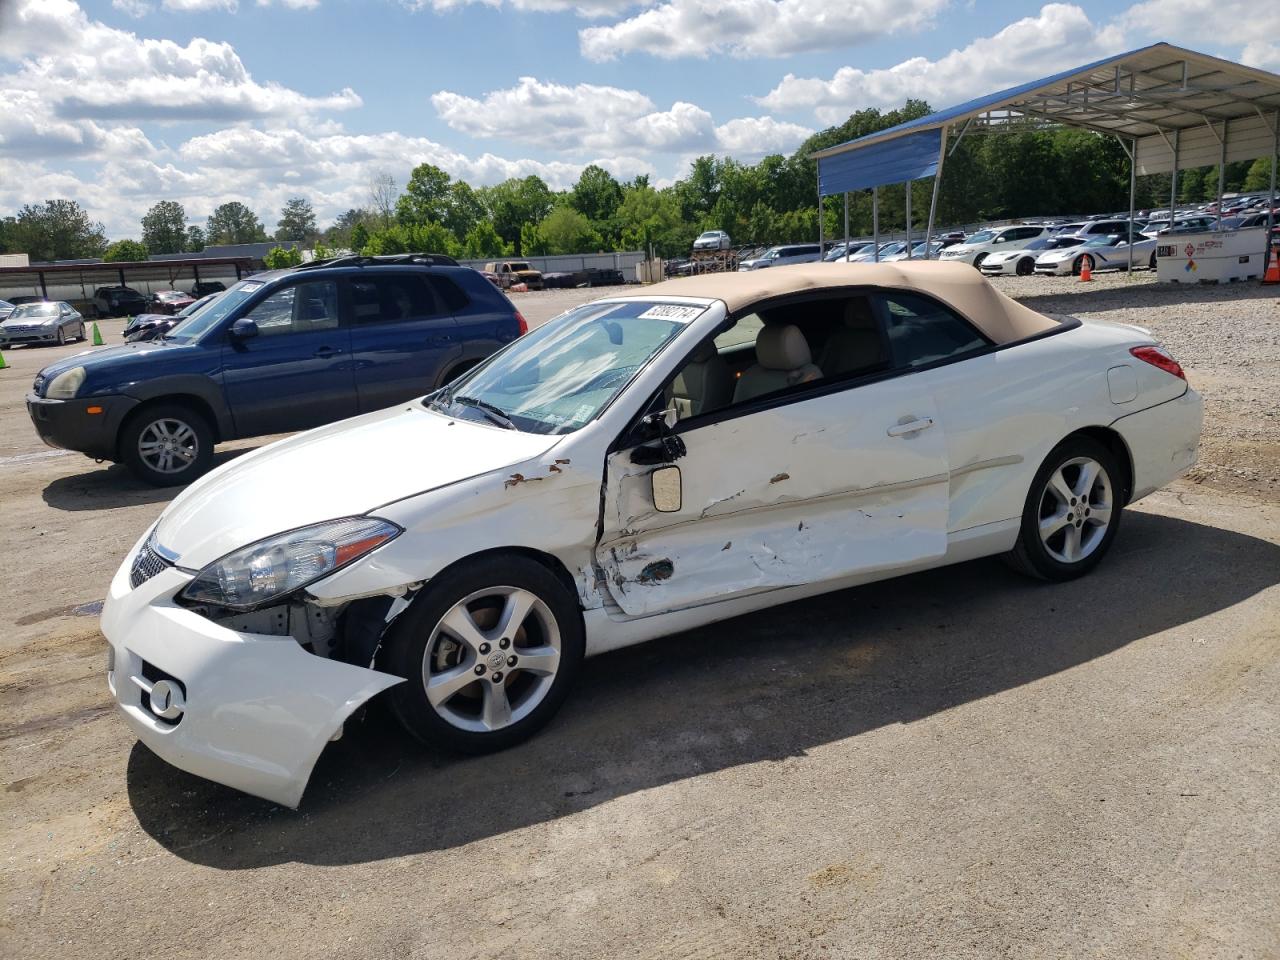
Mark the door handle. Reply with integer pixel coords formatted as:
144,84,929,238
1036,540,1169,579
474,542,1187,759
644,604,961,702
428,334,453,346
313,346,338,358
886,417,935,438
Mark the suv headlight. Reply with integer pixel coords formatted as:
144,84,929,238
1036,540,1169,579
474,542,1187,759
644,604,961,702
181,517,402,611
46,366,86,399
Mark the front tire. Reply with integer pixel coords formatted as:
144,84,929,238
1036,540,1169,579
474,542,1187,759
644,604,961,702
56,327,66,346
1015,256,1035,276
1006,436,1122,581
385,555,584,754
972,252,988,269
1073,254,1094,276
119,403,214,486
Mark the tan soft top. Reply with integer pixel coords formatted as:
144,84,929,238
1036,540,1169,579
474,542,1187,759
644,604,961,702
641,260,1058,345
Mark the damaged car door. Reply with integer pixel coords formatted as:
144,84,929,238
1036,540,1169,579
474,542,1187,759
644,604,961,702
596,340,951,616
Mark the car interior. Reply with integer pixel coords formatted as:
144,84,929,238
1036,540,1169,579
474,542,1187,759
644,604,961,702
661,291,988,426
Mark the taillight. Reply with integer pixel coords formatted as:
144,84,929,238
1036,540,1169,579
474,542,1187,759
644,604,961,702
1130,345,1186,381
515,310,528,336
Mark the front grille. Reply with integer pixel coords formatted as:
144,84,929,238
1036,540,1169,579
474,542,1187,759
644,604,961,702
130,541,172,588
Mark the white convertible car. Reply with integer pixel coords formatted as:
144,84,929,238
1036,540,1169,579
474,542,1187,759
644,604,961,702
103,262,1202,807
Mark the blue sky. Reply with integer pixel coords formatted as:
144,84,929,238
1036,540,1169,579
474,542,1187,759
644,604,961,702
1,0,1276,237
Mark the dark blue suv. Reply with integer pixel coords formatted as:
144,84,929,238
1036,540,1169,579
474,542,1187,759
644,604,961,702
27,254,526,485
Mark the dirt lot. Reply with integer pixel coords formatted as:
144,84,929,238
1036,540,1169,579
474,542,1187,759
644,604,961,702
2,275,1278,959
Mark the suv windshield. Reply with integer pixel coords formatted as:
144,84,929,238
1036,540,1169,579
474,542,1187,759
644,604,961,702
430,300,702,435
164,280,263,342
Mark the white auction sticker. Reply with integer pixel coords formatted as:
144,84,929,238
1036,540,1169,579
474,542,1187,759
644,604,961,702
638,304,705,322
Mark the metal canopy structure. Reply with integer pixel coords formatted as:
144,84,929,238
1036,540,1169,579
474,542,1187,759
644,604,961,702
811,42,1280,270
0,257,251,303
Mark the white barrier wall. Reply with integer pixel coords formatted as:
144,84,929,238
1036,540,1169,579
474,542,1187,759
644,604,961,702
1156,227,1269,283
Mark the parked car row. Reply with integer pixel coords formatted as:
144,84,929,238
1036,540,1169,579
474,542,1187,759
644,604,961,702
91,283,226,318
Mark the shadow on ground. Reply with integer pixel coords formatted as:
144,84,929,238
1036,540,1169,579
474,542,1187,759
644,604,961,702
42,448,257,511
127,510,1280,868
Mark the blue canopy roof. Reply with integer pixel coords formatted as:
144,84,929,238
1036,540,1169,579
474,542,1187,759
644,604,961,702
812,42,1280,195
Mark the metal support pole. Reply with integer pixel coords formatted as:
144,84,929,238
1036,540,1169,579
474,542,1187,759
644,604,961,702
925,126,948,258
817,178,824,253
118,267,126,288
39,271,48,299
193,262,201,290
1265,111,1278,280
1128,138,1137,275
1170,129,1180,221
873,187,880,262
843,192,850,262
904,182,912,258
1217,121,1228,231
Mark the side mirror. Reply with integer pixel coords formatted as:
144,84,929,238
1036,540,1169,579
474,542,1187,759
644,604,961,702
230,318,258,340
651,465,682,513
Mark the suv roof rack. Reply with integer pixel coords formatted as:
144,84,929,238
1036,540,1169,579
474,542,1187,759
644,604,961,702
294,252,460,271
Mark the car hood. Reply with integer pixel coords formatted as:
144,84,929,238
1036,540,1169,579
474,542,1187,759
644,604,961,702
35,339,191,391
1,315,56,328
154,403,565,569
1037,249,1079,261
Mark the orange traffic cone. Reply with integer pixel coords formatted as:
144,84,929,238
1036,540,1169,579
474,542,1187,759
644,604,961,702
1079,257,1093,282
1264,246,1280,285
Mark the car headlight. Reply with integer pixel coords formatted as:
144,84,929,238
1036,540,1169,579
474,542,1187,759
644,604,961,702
46,366,86,399
181,517,402,611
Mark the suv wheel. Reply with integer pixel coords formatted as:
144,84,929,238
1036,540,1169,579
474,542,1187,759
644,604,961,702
120,403,214,486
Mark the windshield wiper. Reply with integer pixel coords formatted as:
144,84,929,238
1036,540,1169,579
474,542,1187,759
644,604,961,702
452,395,516,430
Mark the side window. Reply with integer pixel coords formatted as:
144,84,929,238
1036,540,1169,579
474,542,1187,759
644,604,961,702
349,275,441,324
878,292,987,370
426,276,468,312
245,281,339,337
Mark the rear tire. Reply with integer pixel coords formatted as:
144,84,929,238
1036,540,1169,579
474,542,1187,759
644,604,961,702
384,554,584,755
119,402,214,486
972,253,988,269
1005,436,1123,582
77,324,86,341
1149,251,1157,271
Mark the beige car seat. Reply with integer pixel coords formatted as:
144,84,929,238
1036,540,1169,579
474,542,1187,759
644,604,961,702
671,341,734,418
733,324,823,403
818,297,885,376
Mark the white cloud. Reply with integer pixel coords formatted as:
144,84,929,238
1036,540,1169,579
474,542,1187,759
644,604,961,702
1119,1,1280,73
112,0,154,16
432,76,810,156
402,0,639,17
757,3,1127,123
579,0,947,61
1241,40,1280,70
0,0,359,123
162,0,238,10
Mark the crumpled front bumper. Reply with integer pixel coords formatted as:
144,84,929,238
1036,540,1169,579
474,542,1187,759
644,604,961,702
101,540,403,808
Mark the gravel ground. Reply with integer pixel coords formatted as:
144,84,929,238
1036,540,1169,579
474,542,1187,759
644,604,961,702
1,275,1278,959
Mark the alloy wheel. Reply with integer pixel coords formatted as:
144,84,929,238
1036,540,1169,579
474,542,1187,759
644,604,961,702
136,418,199,475
422,586,562,733
1037,456,1113,563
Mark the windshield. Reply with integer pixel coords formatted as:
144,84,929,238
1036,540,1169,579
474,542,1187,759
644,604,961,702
13,303,57,318
164,280,263,342
509,262,532,271
1085,236,1121,247
430,299,701,435
761,247,783,259
965,230,996,244
178,292,221,317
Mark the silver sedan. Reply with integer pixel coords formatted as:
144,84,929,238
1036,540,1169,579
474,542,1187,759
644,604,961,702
0,301,86,347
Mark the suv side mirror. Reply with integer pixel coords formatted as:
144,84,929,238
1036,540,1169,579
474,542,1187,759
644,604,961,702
230,318,259,340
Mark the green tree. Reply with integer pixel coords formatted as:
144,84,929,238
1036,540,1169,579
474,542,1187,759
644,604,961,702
8,200,107,261
103,239,149,262
140,200,188,254
538,206,601,254
185,225,206,253
519,221,549,256
443,181,485,240
616,184,685,257
571,164,623,222
262,246,303,269
207,202,267,245
396,163,453,226
350,221,371,254
1242,157,1275,192
488,176,554,253
275,196,318,243
462,221,508,258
